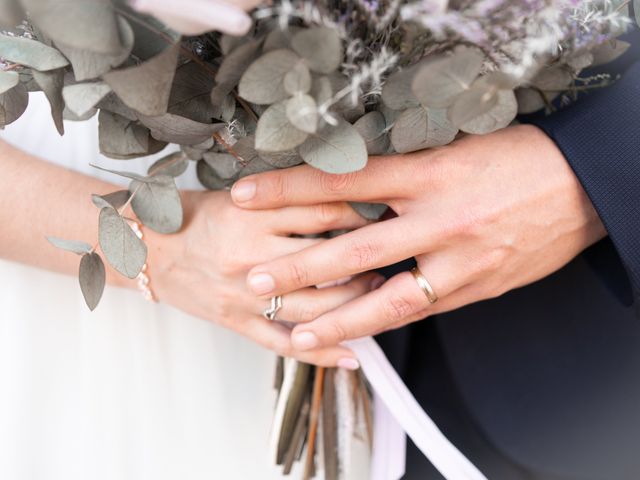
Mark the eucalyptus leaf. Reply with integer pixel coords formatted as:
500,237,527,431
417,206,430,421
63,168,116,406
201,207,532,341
64,105,97,121
32,68,65,135
298,120,367,174
238,49,300,105
381,65,421,110
211,92,236,122
98,207,147,278
284,61,312,95
391,106,457,153
530,66,573,91
46,236,92,255
448,85,499,128
91,164,152,183
259,149,304,168
138,113,226,145
203,151,240,179
354,111,389,155
459,89,517,134
291,27,342,74
22,0,122,54
63,81,112,117
310,75,333,106
215,39,262,87
0,33,69,70
591,40,631,66
79,252,105,311
230,135,259,163
0,81,27,126
56,15,134,81
412,48,484,108
91,190,130,210
148,151,188,177
286,94,318,134
263,27,301,52
349,202,388,221
130,175,183,234
168,61,215,123
103,43,180,116
236,155,275,178
96,92,138,121
196,159,233,189
515,87,556,114
0,70,18,94
255,100,309,152
98,110,149,159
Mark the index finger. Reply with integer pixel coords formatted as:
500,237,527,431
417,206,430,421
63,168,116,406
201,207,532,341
230,155,411,210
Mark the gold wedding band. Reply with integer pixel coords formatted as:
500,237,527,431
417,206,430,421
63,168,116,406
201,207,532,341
411,267,439,304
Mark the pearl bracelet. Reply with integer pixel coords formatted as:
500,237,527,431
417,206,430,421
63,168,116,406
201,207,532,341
129,220,157,303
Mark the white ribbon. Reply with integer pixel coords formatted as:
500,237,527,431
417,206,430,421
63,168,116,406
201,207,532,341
346,337,488,480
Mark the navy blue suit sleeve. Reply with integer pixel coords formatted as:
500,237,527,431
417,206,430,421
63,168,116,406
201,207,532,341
526,29,640,310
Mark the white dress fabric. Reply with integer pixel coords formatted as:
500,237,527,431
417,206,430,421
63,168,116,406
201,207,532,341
0,94,290,480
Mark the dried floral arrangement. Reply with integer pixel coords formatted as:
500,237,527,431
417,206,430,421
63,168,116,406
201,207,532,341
0,0,635,477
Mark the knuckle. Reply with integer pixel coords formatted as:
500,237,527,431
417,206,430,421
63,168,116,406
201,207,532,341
266,173,289,204
287,262,309,287
315,203,341,228
319,171,358,196
328,321,349,343
382,294,417,323
296,303,320,323
344,239,381,271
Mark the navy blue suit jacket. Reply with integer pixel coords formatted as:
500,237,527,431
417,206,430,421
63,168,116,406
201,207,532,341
391,26,640,480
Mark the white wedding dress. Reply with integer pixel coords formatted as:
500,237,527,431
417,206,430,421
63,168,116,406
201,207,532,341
0,94,291,480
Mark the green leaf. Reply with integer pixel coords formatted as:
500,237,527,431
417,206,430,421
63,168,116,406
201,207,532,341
98,110,150,159
291,27,342,74
412,48,484,108
46,236,92,255
57,15,134,81
298,120,367,174
0,82,28,127
284,61,311,95
0,34,69,71
130,175,183,234
286,94,318,134
255,100,309,152
353,111,389,155
238,49,300,105
381,65,421,110
138,112,226,145
103,43,180,116
91,190,130,210
98,207,147,279
22,0,122,54
459,90,517,135
62,82,112,118
148,151,188,177
349,202,388,221
32,68,65,135
391,106,457,153
0,70,18,94
79,252,105,311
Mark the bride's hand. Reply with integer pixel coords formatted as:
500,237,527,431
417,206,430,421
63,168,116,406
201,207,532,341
131,0,262,36
144,190,380,368
230,125,607,350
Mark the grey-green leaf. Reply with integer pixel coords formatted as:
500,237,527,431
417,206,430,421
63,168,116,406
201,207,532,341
255,100,309,152
57,15,134,81
138,113,226,145
0,82,28,127
391,106,457,153
284,61,312,95
168,61,215,123
98,207,147,279
238,49,300,105
215,39,262,87
130,176,183,234
448,85,499,128
63,82,112,117
79,252,105,311
0,33,69,70
286,94,318,134
203,151,240,179
197,159,233,190
148,151,189,177
354,111,389,155
459,90,517,134
0,70,18,94
98,110,149,159
381,65,421,110
591,40,631,67
46,236,92,255
291,27,342,74
91,190,130,210
298,120,367,174
32,68,65,135
103,43,180,116
412,48,484,108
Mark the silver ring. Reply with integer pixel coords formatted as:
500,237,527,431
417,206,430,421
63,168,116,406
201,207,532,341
263,295,283,321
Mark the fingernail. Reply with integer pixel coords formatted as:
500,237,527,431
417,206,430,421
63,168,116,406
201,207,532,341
248,273,275,295
337,357,360,370
231,181,256,203
292,331,319,351
370,275,386,290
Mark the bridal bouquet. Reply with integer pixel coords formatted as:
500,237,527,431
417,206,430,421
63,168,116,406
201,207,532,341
0,0,633,477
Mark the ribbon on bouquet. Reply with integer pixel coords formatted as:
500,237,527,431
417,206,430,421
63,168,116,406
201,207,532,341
346,337,488,480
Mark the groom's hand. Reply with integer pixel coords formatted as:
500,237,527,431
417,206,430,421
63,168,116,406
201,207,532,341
231,125,607,350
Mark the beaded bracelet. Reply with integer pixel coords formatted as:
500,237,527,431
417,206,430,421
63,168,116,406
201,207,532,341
128,220,157,303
